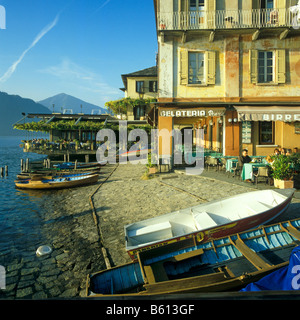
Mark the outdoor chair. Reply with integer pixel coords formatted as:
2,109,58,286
218,158,227,172
205,157,219,171
253,166,270,186
230,162,242,179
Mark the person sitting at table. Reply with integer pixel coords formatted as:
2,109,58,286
238,149,252,167
281,148,286,155
274,148,280,156
286,149,292,156
293,147,298,154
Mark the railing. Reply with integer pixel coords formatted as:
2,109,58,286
157,8,299,31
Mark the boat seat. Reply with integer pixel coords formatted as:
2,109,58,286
245,201,273,215
128,221,173,244
193,212,218,230
143,248,204,284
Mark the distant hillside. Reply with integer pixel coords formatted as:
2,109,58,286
0,91,51,136
38,93,109,115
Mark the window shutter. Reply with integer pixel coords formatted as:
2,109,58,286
180,50,189,85
276,49,286,84
277,0,287,26
180,0,188,29
205,51,216,85
249,49,258,84
207,0,216,29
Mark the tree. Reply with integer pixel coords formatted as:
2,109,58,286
105,98,156,116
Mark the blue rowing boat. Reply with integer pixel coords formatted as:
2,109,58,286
87,217,300,296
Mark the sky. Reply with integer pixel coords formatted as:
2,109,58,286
0,0,158,107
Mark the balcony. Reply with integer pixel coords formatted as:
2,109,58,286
157,8,299,31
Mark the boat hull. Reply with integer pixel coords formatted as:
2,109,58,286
126,189,295,260
15,174,99,190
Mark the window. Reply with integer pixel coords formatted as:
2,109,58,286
259,122,274,144
189,0,205,26
136,81,144,93
258,51,274,83
149,81,157,93
188,52,205,84
190,0,205,13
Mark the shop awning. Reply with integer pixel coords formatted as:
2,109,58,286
235,106,300,122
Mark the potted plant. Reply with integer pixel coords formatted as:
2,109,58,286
146,153,158,174
271,155,294,189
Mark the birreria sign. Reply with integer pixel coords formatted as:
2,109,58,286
96,121,205,175
0,5,6,30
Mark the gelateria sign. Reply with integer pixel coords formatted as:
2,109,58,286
160,109,225,118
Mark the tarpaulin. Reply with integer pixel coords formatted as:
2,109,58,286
241,246,300,291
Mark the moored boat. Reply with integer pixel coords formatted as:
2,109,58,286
15,173,99,190
125,189,295,260
16,169,100,180
53,161,106,170
87,217,300,297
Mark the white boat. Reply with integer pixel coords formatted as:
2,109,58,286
125,189,295,260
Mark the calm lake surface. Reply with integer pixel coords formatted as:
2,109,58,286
0,136,50,265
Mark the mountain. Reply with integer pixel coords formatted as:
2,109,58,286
38,93,108,115
0,91,51,136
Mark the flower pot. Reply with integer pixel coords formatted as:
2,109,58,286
148,167,157,174
274,178,294,189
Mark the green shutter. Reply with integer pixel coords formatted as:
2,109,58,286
249,49,258,84
205,51,216,85
276,49,286,84
180,50,189,85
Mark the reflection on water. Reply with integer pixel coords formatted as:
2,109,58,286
0,136,49,262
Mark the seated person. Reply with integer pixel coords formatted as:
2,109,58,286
281,148,286,155
286,149,292,156
238,149,252,167
293,147,298,154
274,148,280,156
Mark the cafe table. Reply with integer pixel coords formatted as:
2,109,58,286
241,162,269,181
226,158,239,173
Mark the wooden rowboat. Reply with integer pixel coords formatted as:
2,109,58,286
53,161,106,170
125,189,295,260
86,217,300,297
16,169,100,180
15,173,99,190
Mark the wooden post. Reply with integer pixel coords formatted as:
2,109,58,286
5,166,8,176
85,155,89,163
67,152,70,162
21,159,24,172
64,154,67,162
25,158,29,172
0,167,3,177
48,159,51,169
74,160,78,170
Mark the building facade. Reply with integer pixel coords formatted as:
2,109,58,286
154,0,300,160
121,66,158,120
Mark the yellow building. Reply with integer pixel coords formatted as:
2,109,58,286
154,0,300,159
121,66,158,120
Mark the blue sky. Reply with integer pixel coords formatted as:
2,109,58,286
0,0,157,107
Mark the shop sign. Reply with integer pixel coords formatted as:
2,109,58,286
262,114,300,122
159,109,224,118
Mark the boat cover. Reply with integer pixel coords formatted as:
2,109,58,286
241,246,300,291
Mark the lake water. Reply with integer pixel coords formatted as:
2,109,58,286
0,136,49,266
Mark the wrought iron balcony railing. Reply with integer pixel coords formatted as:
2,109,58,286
157,8,299,31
